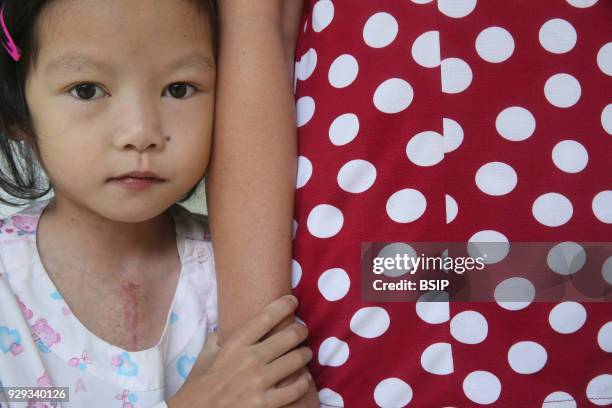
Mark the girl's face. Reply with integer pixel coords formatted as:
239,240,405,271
25,0,215,222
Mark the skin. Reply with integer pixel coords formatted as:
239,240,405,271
209,1,318,406
25,0,216,352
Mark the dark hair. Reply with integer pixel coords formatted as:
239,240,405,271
0,0,218,207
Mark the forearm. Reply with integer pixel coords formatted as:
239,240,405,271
207,1,299,342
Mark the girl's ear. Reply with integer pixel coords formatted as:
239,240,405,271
8,125,45,167
8,125,31,142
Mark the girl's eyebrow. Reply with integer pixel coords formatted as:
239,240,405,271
166,52,215,73
44,52,214,75
45,52,115,75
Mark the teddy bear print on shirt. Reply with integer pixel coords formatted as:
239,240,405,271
31,319,61,353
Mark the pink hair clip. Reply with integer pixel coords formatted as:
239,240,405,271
1,4,21,62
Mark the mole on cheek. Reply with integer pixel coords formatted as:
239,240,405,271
121,282,140,347
165,136,171,142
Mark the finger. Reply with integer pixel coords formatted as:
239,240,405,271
202,332,221,356
258,322,308,362
190,332,221,378
264,371,311,407
228,295,298,347
262,347,313,387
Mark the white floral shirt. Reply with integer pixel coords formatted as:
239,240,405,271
0,199,218,407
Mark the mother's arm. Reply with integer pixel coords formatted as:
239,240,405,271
206,3,316,405
208,0,301,346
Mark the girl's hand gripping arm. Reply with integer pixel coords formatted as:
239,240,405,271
167,296,313,408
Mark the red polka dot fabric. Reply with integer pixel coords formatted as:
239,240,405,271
291,0,611,406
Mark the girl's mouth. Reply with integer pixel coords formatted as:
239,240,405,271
108,172,166,191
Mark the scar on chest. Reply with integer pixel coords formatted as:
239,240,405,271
120,282,140,346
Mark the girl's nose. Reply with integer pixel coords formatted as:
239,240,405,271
112,98,166,152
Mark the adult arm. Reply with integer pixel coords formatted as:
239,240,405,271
206,1,317,406
208,0,301,347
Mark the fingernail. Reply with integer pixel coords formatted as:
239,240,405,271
285,295,298,304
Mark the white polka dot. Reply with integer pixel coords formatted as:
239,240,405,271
307,204,344,238
296,156,313,189
598,322,612,353
566,0,598,8
532,193,573,227
496,106,536,142
475,27,515,63
468,230,510,264
603,256,612,285
337,159,377,193
463,371,501,405
318,337,349,367
319,388,344,407
328,54,359,88
446,194,458,224
547,242,586,275
296,96,315,127
586,374,612,406
291,259,302,289
544,73,581,108
475,161,518,196
412,31,440,68
592,191,612,224
318,268,350,301
508,341,548,374
451,311,488,344
495,277,535,311
421,343,454,375
597,42,612,76
378,243,417,277
374,378,413,408
416,291,450,324
548,301,587,334
438,0,477,18
602,104,612,135
292,219,298,240
373,78,414,114
539,19,578,55
296,48,318,81
386,188,427,223
552,140,588,173
441,58,473,94
406,131,445,167
542,391,577,408
312,0,334,33
329,113,360,146
350,307,390,339
363,12,398,49
443,118,464,153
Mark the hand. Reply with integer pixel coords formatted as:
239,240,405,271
168,295,313,408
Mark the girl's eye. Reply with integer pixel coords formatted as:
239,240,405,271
69,83,106,100
164,83,196,99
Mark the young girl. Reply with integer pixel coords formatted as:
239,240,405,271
0,0,313,407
